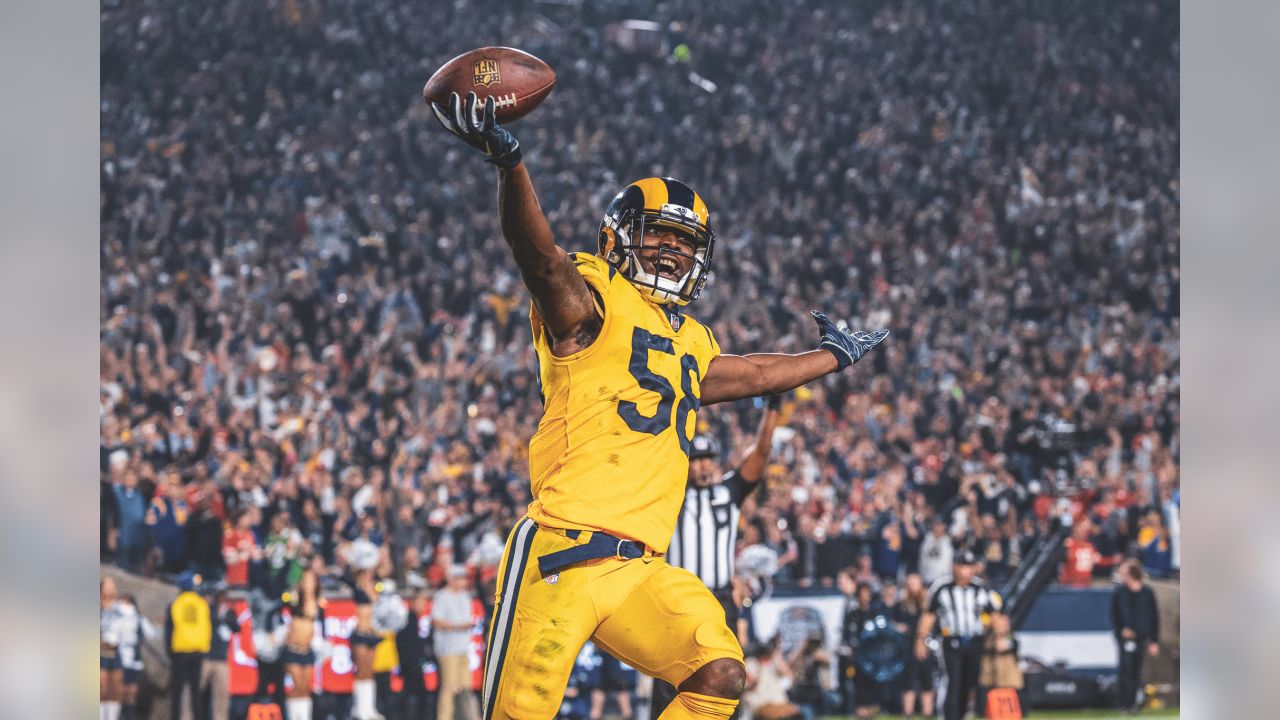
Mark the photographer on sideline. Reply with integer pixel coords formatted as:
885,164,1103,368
742,637,801,720
786,634,832,720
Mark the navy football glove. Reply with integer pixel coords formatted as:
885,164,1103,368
811,310,889,372
430,91,523,169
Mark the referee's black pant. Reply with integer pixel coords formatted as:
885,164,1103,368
650,590,740,720
941,636,982,720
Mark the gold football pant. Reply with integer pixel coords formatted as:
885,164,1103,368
482,517,743,720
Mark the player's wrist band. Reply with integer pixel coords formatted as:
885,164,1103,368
485,144,522,169
819,342,852,371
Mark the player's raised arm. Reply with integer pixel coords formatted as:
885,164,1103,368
430,92,598,352
699,311,889,405
737,395,782,484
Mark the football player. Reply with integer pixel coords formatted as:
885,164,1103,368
653,396,782,720
432,91,888,720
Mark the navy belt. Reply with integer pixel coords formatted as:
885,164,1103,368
537,529,650,575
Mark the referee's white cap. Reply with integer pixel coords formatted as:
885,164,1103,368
690,434,721,460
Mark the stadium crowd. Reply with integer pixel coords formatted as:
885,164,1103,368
100,0,1178,716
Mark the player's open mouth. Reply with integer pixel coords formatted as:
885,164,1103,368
655,257,681,280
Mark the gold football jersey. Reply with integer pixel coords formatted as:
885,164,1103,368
526,253,721,552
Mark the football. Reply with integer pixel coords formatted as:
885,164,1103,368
422,47,555,123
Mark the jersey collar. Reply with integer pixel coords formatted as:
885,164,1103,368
663,306,684,332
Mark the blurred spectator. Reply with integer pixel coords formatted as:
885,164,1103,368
110,471,148,573
187,486,227,582
204,585,240,720
146,472,190,574
560,644,593,720
431,565,476,720
851,553,880,593
894,574,936,719
898,500,925,576
973,515,1011,588
873,518,904,580
918,517,954,587
1059,520,1101,588
262,511,305,596
1088,488,1127,574
1111,559,1161,712
589,652,637,720
833,570,859,715
396,583,436,720
1138,512,1174,579
222,507,259,588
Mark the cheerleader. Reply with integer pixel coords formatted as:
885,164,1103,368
339,538,384,720
282,567,327,720
100,578,124,720
117,594,159,720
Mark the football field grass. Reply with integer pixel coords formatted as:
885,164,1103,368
821,710,1179,719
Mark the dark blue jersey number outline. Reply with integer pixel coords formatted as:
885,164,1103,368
616,327,701,455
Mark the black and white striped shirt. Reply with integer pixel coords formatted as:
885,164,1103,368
926,577,1003,638
667,471,755,591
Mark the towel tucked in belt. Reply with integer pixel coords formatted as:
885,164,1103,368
538,529,654,575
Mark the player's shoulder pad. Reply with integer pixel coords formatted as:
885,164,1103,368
683,314,720,354
569,252,615,278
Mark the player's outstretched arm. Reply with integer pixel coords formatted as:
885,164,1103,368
430,92,598,352
700,310,888,405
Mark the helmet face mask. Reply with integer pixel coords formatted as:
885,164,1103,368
599,177,715,307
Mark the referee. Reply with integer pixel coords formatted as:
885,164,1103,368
915,549,1004,720
649,395,781,720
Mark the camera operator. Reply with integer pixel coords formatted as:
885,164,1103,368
786,634,832,720
837,581,884,719
741,637,801,720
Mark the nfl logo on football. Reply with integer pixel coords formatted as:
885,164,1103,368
473,59,501,87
